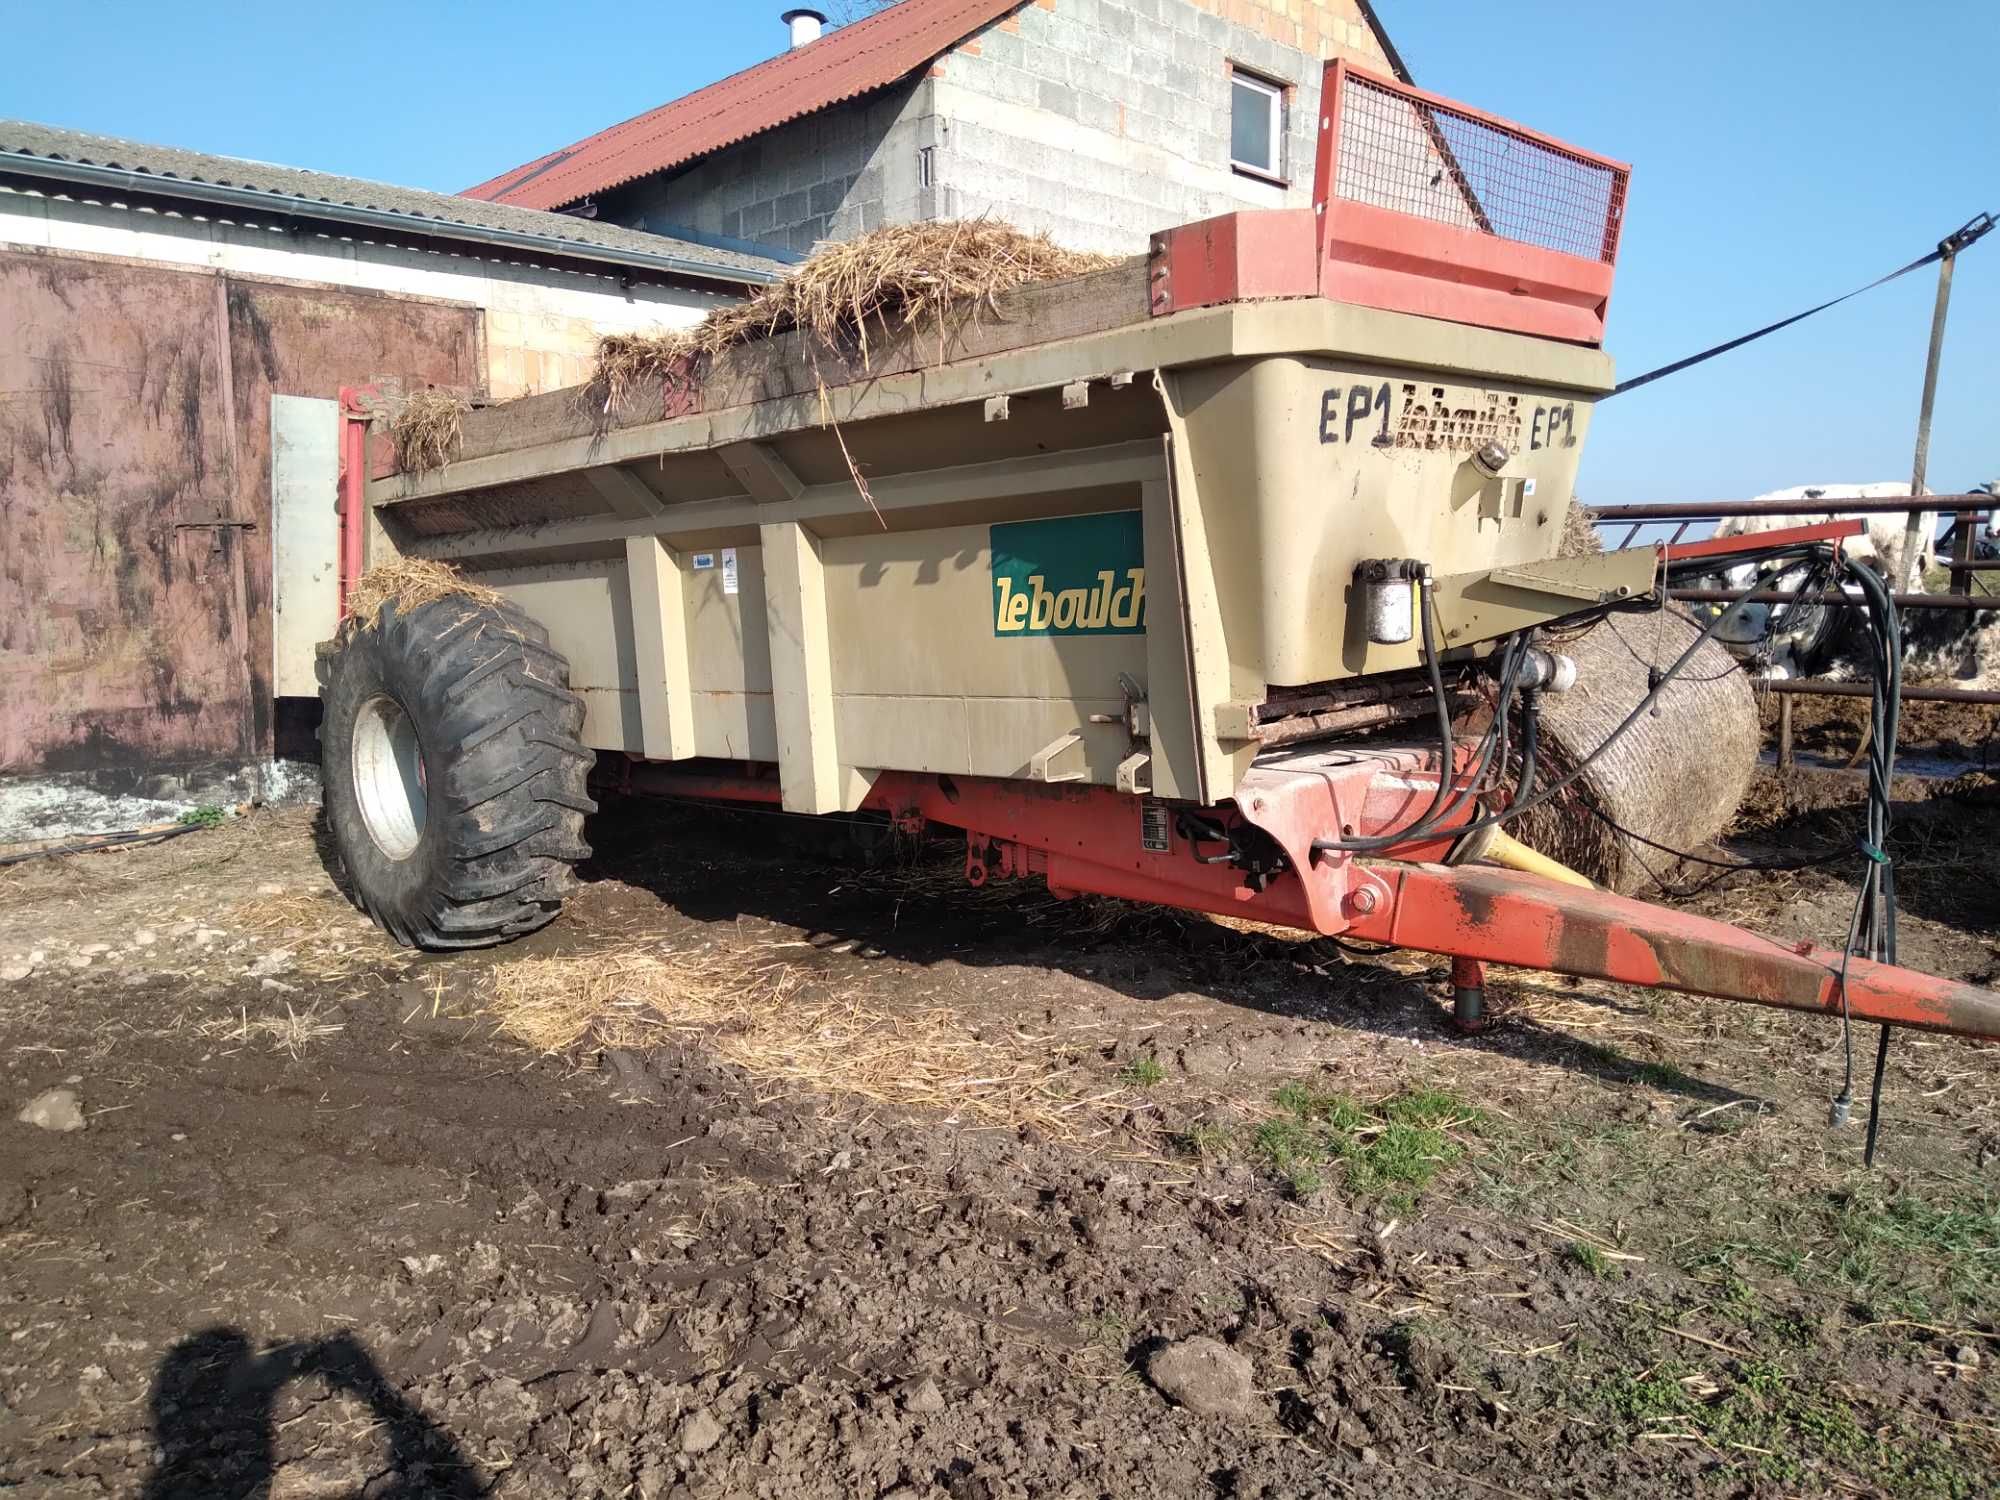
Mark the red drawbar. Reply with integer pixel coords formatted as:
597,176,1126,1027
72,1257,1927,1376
615,751,2000,1041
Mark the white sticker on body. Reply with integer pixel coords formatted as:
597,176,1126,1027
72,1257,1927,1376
721,547,739,595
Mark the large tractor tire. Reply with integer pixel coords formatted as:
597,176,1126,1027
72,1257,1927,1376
317,594,595,949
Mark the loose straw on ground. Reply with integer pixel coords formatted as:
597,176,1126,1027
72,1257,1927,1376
484,943,1120,1138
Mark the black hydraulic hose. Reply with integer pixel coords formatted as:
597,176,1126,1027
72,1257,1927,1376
1312,577,1767,857
1308,622,1531,860
1310,577,1461,855
1832,556,1900,1164
1421,630,1530,830
0,821,205,867
1513,691,1540,812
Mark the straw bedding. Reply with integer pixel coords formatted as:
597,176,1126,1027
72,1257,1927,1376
1560,499,1603,559
343,558,504,631
1514,608,1761,893
588,220,1120,411
483,944,1125,1138
390,388,471,473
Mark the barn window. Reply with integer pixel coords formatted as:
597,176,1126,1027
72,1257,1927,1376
1230,68,1285,181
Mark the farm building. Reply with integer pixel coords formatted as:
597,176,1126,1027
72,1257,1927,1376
0,124,779,839
1,0,1419,839
466,0,1409,256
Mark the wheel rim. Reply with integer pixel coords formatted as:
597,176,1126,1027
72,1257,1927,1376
352,694,428,861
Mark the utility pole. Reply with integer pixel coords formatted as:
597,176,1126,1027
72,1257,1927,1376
1898,214,1994,592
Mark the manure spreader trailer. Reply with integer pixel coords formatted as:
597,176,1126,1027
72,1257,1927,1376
307,63,2000,1053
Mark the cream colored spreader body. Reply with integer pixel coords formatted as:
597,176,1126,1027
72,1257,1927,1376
370,274,1653,814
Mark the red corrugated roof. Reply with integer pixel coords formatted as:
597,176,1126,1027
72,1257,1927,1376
464,0,1029,211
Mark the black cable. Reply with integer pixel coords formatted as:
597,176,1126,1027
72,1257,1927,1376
1307,578,1464,854
1575,800,1853,872
1863,1024,1894,1163
1597,608,1756,684
1312,575,1767,858
1820,556,1899,1152
1514,691,1540,811
1309,621,1533,860
1606,213,1992,398
1848,559,1900,1164
0,821,206,868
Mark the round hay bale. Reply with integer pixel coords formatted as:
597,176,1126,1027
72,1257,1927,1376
1512,609,1759,893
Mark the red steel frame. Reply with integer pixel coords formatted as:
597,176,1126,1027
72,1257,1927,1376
1661,518,1865,564
1148,61,1630,344
337,386,374,618
615,754,2000,1043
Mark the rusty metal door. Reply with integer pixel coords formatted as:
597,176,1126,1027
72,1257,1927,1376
0,250,479,790
0,252,257,778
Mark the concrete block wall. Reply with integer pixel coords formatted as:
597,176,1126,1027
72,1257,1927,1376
604,0,1399,259
1180,0,1390,67
929,0,1386,253
608,85,938,257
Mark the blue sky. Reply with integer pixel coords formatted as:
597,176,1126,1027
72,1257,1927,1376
6,1,1994,505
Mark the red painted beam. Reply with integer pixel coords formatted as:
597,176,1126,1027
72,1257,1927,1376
1348,862,2000,1040
337,387,372,619
1662,518,1865,563
611,755,2000,1042
1147,209,1319,316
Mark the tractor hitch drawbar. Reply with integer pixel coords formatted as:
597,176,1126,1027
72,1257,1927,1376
615,751,2000,1045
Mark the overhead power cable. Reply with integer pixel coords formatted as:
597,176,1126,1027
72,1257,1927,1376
1607,213,1993,398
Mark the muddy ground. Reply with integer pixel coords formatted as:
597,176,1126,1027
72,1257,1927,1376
2,773,1996,1498
1760,695,1998,771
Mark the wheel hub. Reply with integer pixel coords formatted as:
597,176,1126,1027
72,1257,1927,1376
352,694,428,860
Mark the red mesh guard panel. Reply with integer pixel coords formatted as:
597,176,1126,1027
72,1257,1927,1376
1331,70,1628,265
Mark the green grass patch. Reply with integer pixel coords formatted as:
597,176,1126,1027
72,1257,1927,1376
1686,1182,2000,1319
1175,1123,1233,1159
1593,1355,1988,1498
1246,1081,1479,1205
1564,1241,1619,1279
1634,1059,1699,1091
1119,1056,1166,1088
177,805,226,829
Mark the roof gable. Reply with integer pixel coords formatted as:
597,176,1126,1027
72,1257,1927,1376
463,0,1028,211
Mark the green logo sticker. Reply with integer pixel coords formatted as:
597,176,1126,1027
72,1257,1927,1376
990,512,1147,637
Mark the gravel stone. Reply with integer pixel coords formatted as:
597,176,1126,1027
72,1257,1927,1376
680,1406,723,1454
1145,1336,1255,1418
17,1088,87,1133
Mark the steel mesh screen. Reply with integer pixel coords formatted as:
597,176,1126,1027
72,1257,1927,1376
1334,73,1626,263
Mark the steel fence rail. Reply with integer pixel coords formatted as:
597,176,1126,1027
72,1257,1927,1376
1757,680,2000,706
1667,588,2000,611
1591,494,1987,521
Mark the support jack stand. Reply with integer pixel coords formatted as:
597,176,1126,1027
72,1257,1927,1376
1450,955,1494,1034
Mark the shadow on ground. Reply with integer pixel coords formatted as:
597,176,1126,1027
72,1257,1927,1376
144,1328,484,1499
